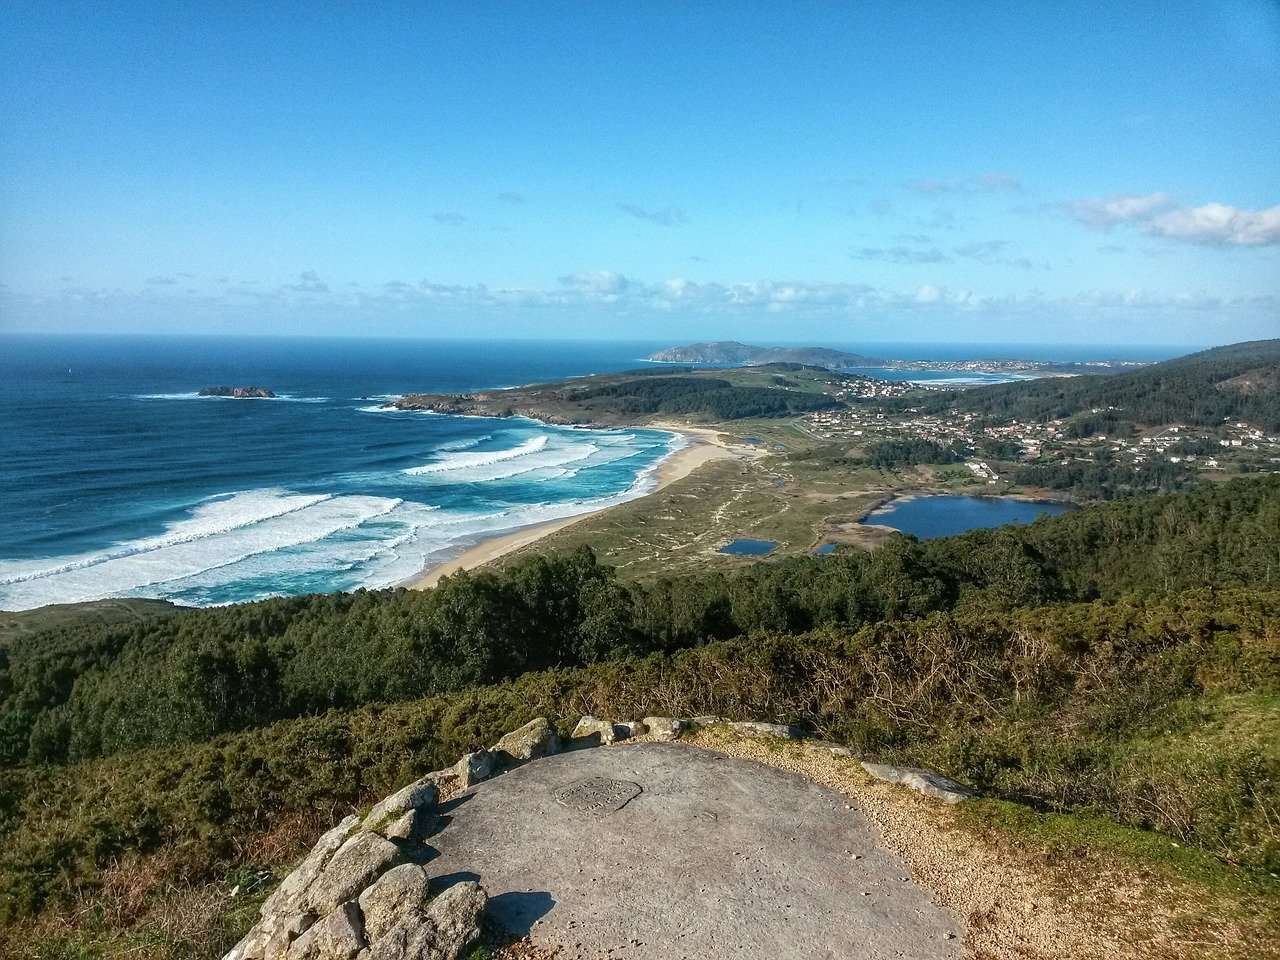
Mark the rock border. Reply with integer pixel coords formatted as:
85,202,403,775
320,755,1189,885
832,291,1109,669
223,715,972,960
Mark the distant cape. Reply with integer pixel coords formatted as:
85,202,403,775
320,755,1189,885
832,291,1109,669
647,341,883,368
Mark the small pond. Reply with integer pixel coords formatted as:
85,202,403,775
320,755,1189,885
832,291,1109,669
719,538,778,556
861,495,1071,540
813,542,839,555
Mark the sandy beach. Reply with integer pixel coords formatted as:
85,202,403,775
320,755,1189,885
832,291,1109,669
406,428,737,589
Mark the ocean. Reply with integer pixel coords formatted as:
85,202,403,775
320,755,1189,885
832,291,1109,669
0,336,685,610
0,336,1189,611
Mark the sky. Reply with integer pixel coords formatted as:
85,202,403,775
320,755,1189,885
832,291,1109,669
1,1,1278,346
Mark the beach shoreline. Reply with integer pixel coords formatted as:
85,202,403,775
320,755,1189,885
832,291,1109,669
404,427,736,589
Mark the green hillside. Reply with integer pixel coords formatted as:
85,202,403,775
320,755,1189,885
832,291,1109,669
909,339,1280,431
4,477,1276,770
2,477,1278,957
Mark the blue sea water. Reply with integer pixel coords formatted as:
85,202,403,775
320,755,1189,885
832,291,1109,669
0,336,686,610
862,495,1072,540
0,336,1178,611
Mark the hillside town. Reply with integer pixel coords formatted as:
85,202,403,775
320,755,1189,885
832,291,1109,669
804,387,1280,478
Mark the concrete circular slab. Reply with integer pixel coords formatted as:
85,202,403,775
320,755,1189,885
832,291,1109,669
424,742,963,959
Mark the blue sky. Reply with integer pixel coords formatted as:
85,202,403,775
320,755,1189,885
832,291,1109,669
1,1,1277,345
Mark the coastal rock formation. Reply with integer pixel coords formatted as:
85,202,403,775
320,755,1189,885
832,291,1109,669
224,750,482,960
860,761,977,804
199,385,276,398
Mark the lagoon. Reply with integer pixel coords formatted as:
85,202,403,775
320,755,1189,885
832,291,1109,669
719,538,778,556
862,495,1071,540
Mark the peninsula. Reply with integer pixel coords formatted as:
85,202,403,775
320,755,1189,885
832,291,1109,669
647,341,1149,378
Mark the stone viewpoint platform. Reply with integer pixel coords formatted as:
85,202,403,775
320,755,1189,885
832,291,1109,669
224,717,970,960
429,741,961,959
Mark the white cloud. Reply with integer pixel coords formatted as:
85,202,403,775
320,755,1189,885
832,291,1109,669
1068,193,1280,246
617,203,687,227
4,272,1275,344
1068,193,1173,228
851,246,951,264
284,270,328,294
906,172,1023,195
1146,203,1280,246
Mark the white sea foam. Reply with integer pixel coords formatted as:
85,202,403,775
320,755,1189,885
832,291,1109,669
0,489,332,585
402,435,549,475
0,491,402,610
437,434,491,451
0,424,685,610
417,441,601,483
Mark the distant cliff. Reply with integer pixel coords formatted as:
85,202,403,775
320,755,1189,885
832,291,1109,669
199,386,276,398
648,341,883,368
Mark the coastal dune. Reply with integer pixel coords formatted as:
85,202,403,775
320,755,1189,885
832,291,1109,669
407,429,734,588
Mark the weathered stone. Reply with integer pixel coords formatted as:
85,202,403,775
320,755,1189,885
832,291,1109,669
860,762,976,804
490,717,561,764
366,882,486,960
304,833,402,914
363,779,440,832
690,715,726,726
262,912,316,960
381,806,437,842
730,721,805,739
287,901,366,960
615,720,648,739
452,751,494,789
422,881,486,957
225,920,275,960
554,776,642,814
357,864,430,942
260,816,361,920
640,717,685,741
571,715,619,744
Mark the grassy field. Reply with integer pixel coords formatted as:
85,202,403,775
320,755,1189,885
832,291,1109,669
0,598,177,647
497,440,943,579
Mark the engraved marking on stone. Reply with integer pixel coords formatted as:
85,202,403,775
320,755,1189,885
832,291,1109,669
554,777,642,814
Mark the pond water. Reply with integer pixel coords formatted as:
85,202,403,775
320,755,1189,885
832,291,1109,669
861,495,1071,540
813,542,839,555
719,538,778,556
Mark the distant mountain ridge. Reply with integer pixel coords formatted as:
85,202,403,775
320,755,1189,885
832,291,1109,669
648,341,884,367
917,338,1280,431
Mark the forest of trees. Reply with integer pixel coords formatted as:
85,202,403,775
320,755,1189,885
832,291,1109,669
3,476,1276,769
0,475,1277,942
898,339,1280,431
862,438,963,467
566,375,840,419
2,587,1277,923
1010,451,1197,499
